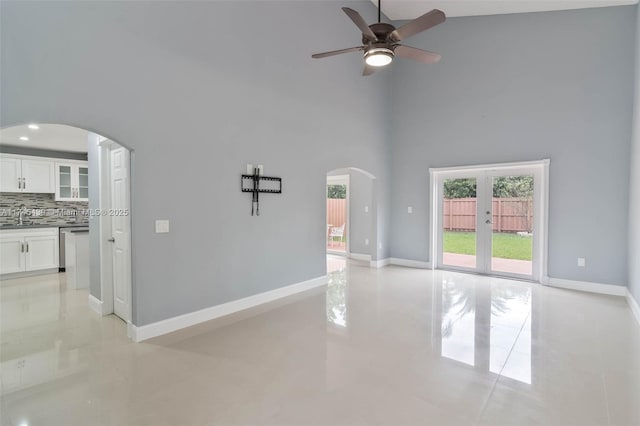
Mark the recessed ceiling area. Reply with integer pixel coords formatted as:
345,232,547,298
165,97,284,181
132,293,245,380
375,0,638,20
0,123,89,153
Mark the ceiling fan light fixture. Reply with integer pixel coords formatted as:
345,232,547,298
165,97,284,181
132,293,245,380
364,47,394,67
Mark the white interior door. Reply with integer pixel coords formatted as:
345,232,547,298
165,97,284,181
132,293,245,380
110,146,132,322
433,161,548,282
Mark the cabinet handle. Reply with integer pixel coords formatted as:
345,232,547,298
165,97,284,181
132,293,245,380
21,242,24,253
26,242,29,253
22,177,26,190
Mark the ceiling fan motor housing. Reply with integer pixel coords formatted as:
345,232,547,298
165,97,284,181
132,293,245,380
363,22,396,44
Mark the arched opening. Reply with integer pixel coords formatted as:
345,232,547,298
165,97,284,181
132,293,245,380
0,123,133,336
326,167,377,271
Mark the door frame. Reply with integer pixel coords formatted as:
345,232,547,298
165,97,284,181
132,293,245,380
429,160,550,282
327,174,350,256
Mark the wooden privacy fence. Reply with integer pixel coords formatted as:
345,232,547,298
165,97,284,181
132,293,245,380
443,198,533,233
327,198,347,230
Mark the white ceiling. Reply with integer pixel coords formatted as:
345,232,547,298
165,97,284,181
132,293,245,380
0,124,89,153
374,0,638,19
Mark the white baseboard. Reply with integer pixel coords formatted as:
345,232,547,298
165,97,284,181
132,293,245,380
130,275,328,342
389,258,433,269
349,253,371,262
627,289,640,327
370,258,390,268
88,295,104,315
544,277,627,296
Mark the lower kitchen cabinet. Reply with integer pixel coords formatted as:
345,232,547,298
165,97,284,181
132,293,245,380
0,228,59,275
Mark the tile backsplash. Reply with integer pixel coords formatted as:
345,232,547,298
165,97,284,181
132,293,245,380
0,193,88,225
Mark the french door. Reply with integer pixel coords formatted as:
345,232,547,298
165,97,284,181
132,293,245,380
432,161,548,282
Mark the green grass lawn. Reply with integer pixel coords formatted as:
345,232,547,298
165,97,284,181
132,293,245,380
444,231,532,261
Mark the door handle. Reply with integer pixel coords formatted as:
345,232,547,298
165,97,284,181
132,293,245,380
108,237,115,243
485,219,492,224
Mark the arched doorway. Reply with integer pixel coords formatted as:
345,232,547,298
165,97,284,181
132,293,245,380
326,167,377,265
0,123,133,327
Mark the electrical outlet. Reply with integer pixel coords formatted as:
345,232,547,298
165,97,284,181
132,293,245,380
408,206,413,214
246,164,253,174
365,238,369,246
258,164,264,175
577,258,586,267
364,206,369,213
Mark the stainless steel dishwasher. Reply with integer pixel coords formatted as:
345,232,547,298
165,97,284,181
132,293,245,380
59,226,89,271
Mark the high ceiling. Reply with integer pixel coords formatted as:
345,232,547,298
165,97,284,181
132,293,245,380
374,0,637,19
0,124,89,153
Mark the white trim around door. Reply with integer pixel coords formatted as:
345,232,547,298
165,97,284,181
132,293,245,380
429,160,550,283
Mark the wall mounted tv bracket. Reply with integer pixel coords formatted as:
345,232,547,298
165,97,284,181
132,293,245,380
241,168,282,216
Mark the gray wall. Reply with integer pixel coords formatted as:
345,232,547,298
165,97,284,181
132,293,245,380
629,5,640,303
389,6,636,286
0,1,391,325
87,134,101,299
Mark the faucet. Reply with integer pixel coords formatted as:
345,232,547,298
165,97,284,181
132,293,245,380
18,205,26,226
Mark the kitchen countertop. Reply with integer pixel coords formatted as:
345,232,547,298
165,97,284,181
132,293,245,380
0,222,90,230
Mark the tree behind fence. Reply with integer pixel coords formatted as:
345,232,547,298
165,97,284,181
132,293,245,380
443,198,533,233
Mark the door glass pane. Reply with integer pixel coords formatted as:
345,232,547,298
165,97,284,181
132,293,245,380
490,175,533,276
442,178,477,269
60,187,71,198
79,188,88,199
79,173,88,187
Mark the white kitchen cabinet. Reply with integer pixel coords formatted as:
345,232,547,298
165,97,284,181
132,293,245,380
0,228,58,275
0,235,25,274
55,162,88,201
0,154,55,193
0,157,21,192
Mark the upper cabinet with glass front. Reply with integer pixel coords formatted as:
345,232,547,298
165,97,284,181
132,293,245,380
55,162,89,201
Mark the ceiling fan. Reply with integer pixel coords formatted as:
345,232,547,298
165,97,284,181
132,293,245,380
311,0,445,76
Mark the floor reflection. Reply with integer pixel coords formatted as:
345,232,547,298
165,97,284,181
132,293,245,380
441,279,476,365
437,276,532,384
326,267,347,328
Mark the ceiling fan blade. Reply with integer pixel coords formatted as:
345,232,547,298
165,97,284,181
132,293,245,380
394,45,441,64
342,7,377,41
312,46,364,59
363,64,377,76
389,9,445,42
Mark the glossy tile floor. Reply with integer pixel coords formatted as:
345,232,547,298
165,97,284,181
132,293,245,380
1,258,639,426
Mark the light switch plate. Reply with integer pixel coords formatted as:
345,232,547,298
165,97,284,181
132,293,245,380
365,238,369,246
408,206,413,214
257,164,264,175
155,220,170,233
246,164,253,174
577,257,586,267
364,206,369,213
